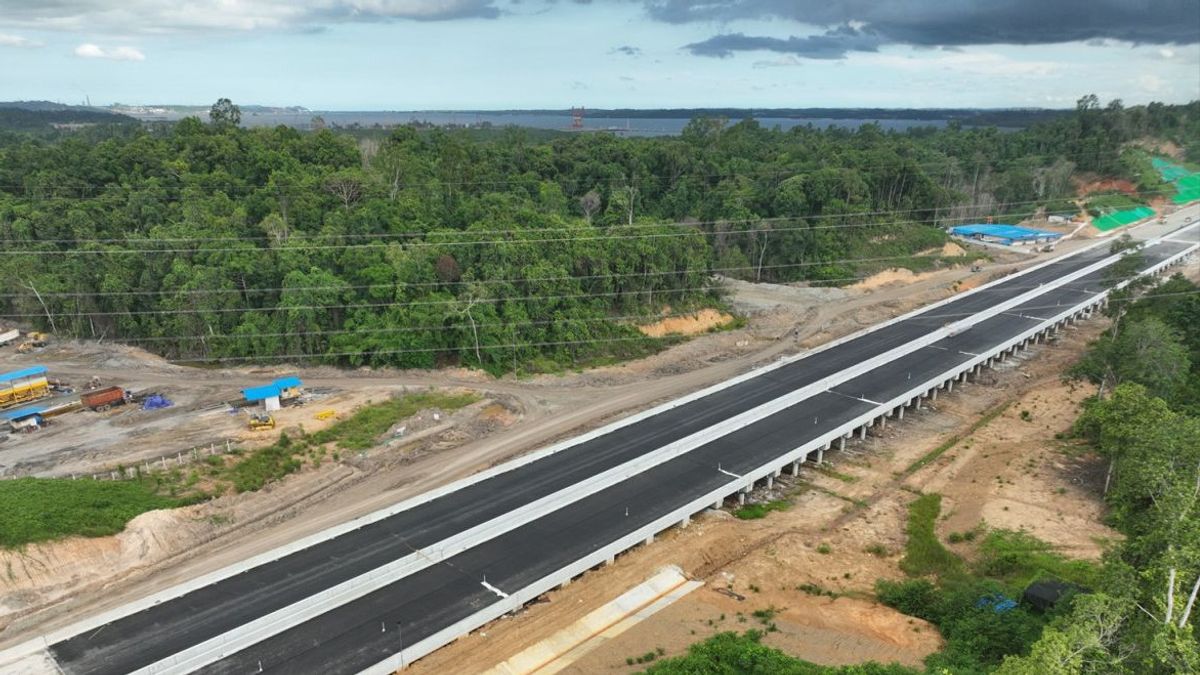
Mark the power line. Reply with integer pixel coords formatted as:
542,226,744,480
0,147,1125,197
0,188,1153,248
4,255,1178,320
85,310,727,344
0,200,1051,246
102,269,1187,346
159,287,1200,365
3,198,1180,256
0,255,979,300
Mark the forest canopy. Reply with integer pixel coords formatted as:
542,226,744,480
0,97,1196,373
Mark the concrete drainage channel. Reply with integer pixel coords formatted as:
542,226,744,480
361,235,1198,675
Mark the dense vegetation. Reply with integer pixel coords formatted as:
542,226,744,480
0,98,1195,373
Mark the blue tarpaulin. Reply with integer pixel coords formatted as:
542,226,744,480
242,376,303,402
950,224,1063,245
142,394,172,410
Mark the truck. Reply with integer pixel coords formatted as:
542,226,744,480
81,386,127,412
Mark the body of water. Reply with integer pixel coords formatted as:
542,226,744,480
135,109,953,136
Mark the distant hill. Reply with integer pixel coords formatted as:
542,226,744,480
0,100,92,112
511,107,1074,127
0,102,137,132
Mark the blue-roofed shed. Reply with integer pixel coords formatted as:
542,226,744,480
0,366,48,383
949,224,1062,246
242,384,281,402
242,376,303,411
273,376,302,390
1,406,46,421
3,405,46,430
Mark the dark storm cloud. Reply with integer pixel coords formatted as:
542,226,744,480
654,0,1200,58
687,24,882,59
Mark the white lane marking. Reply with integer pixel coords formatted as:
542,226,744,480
481,581,509,599
825,389,882,406
717,467,742,479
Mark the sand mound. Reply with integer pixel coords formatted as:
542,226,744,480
638,309,733,338
850,268,934,291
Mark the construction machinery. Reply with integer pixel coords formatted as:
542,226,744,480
17,332,49,354
248,413,276,431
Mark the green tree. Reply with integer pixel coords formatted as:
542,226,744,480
208,98,241,128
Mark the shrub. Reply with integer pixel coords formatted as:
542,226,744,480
875,579,940,621
865,543,891,557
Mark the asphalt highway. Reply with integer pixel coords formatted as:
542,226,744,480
49,239,1187,675
196,239,1192,675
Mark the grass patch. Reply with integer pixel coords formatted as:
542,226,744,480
0,478,184,548
732,499,791,520
975,529,1100,589
904,402,1011,475
899,493,965,580
309,391,481,451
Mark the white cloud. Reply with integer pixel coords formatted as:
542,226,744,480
0,0,499,34
752,55,804,69
1137,73,1166,94
862,50,1061,78
74,43,146,61
0,32,41,47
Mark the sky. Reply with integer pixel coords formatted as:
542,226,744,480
0,1,1197,110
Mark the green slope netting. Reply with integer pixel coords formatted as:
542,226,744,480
1093,206,1155,232
1153,158,1200,205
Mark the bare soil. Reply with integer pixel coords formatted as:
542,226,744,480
637,309,734,338
1074,176,1139,197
